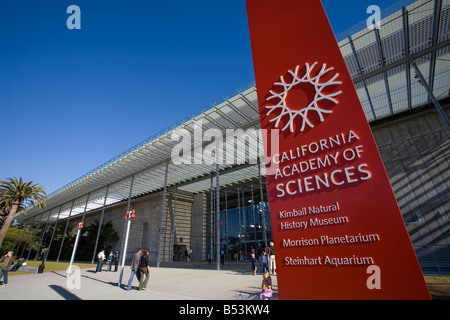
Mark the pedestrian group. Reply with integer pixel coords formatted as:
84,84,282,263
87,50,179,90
93,248,150,291
1,243,276,298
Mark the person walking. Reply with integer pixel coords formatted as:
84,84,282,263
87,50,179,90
113,250,120,272
95,249,105,273
127,248,142,291
0,251,14,286
250,253,257,276
268,242,276,275
262,252,268,273
106,251,114,271
220,246,225,266
139,249,150,291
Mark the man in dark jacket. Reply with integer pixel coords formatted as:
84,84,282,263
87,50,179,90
139,249,150,291
0,251,14,286
113,250,120,272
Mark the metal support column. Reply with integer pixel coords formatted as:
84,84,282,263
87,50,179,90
402,6,412,110
34,210,52,260
225,188,228,261
45,205,62,261
251,183,257,245
26,213,43,261
237,187,242,256
91,186,110,264
210,176,214,262
411,59,450,130
242,187,248,258
170,187,178,262
157,161,170,268
20,218,35,258
57,200,75,262
67,193,90,277
215,163,220,270
258,158,268,247
13,221,28,257
118,176,135,287
67,222,83,278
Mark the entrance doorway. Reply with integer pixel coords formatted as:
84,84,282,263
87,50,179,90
173,244,186,262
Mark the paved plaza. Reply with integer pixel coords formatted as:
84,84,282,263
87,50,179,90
0,261,278,300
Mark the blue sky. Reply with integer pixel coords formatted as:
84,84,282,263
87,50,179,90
0,0,401,195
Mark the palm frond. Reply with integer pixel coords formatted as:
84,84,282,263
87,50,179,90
0,177,47,212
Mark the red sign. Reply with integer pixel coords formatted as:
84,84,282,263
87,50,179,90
246,0,431,299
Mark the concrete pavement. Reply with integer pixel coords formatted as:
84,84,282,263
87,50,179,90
0,261,278,300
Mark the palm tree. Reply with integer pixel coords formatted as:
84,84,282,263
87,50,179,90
0,177,47,248
0,203,8,229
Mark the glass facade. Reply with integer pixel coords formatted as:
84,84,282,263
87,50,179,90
218,201,272,260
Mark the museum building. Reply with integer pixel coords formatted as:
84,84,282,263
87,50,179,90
13,0,450,272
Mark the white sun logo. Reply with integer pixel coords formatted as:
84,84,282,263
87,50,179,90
265,62,342,133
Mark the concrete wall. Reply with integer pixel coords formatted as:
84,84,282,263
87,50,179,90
81,192,194,264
